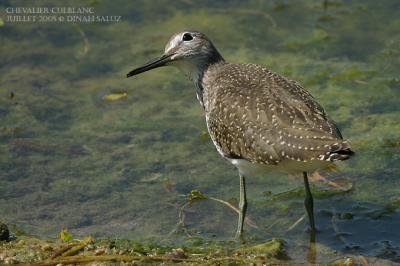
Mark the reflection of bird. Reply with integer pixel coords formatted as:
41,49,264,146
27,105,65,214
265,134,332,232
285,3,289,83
127,31,354,241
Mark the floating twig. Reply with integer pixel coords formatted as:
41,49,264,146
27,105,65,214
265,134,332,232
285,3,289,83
75,24,90,58
286,214,305,232
50,243,76,259
208,196,258,229
169,190,259,238
61,237,94,257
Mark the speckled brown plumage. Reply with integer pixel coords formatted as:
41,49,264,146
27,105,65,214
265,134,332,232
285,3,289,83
202,63,353,166
126,30,354,238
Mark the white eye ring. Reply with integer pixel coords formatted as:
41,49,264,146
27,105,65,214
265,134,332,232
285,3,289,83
182,33,193,41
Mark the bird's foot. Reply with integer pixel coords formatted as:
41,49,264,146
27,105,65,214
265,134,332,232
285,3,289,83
234,230,246,244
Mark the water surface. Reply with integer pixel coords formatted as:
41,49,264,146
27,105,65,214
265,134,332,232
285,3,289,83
1,0,400,263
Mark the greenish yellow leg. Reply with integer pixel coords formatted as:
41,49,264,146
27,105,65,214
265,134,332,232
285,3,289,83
235,174,247,242
303,172,316,232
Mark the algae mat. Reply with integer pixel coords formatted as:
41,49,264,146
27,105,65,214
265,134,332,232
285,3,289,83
0,0,400,264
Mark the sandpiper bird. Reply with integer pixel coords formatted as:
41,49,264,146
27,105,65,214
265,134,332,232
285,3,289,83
126,31,354,240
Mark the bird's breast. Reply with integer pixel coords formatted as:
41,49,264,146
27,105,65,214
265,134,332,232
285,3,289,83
229,157,331,176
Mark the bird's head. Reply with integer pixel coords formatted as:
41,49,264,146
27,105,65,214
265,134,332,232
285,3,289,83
127,31,224,81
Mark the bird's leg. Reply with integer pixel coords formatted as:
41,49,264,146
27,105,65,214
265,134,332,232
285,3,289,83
303,172,316,233
235,173,247,242
307,234,317,263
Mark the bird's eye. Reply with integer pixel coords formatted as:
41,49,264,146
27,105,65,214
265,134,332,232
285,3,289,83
182,33,193,41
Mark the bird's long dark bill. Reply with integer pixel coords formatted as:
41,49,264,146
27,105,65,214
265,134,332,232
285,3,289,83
126,54,173,78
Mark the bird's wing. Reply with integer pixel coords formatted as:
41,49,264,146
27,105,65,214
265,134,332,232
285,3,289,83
205,63,352,165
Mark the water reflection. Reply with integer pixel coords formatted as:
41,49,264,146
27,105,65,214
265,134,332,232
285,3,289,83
307,231,317,264
0,0,399,263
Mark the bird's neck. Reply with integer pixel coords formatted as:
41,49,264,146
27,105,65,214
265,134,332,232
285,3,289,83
177,53,225,108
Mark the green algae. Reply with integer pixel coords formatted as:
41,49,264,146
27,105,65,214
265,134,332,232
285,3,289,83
0,235,285,265
236,238,287,259
0,0,399,264
1,234,396,265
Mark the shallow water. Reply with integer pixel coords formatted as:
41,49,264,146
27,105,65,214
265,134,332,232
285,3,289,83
1,0,400,263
